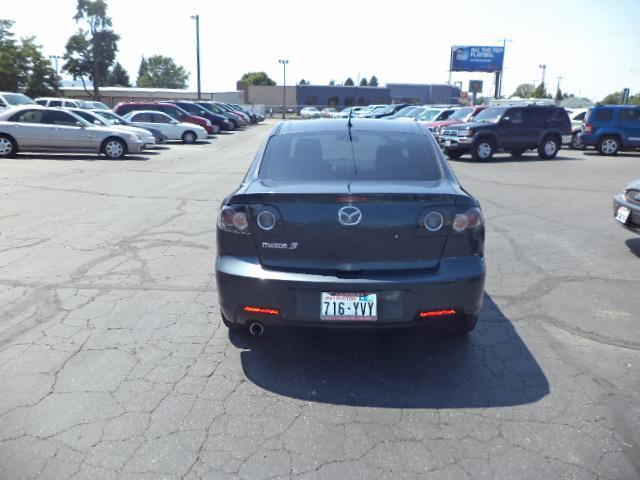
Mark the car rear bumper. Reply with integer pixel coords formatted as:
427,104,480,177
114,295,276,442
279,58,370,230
578,133,598,146
613,193,640,234
216,256,485,328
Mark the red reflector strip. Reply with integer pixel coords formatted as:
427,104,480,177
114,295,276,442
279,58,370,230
243,306,280,315
419,309,457,318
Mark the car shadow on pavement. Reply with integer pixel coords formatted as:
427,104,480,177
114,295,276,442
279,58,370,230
451,152,582,164
233,294,549,408
625,238,640,257
583,151,640,158
7,153,152,161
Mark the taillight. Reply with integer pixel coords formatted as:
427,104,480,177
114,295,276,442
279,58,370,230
219,205,281,233
584,123,593,134
452,208,483,232
219,205,250,234
423,211,445,232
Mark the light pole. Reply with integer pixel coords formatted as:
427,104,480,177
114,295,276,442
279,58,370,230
496,38,512,99
278,59,288,119
538,64,547,86
191,15,201,99
49,55,62,75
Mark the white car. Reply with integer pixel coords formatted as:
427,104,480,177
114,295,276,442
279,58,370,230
123,110,208,144
0,105,144,159
65,108,156,148
564,108,589,149
35,97,94,109
300,107,321,119
0,92,36,112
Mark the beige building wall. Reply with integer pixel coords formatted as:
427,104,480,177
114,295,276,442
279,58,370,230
245,85,296,107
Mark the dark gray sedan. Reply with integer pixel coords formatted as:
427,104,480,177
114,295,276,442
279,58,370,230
613,179,640,234
216,119,485,336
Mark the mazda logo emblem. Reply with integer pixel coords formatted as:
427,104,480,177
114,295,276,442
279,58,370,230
338,205,362,226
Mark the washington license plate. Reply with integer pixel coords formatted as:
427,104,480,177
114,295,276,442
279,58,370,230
616,206,630,224
320,293,377,321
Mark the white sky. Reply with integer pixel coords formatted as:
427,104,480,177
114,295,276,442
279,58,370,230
3,0,640,101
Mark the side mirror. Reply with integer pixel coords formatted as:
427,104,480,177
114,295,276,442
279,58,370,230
76,121,85,128
94,120,101,126
501,116,511,124
170,119,179,124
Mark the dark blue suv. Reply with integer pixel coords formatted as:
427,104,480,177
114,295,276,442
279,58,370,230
580,105,640,155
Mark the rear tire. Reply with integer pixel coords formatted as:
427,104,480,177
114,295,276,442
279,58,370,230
472,138,494,161
445,150,464,159
0,134,17,157
182,131,197,144
597,135,619,156
102,137,126,159
537,135,560,159
510,148,525,158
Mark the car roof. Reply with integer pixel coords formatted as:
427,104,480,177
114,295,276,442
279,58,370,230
126,110,169,115
276,118,423,135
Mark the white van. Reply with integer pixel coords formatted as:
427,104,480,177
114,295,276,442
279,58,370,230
35,97,94,109
0,92,36,112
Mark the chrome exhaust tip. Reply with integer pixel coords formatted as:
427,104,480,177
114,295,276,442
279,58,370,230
248,321,265,337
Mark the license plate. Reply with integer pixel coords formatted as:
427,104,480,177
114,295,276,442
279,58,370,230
616,206,630,224
445,140,452,147
320,292,377,321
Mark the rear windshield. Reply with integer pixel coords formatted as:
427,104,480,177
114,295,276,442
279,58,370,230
260,131,443,181
4,93,35,105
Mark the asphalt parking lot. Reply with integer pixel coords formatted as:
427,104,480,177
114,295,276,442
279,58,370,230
1,121,639,480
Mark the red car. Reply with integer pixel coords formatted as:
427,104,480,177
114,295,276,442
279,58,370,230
426,106,487,138
113,102,214,134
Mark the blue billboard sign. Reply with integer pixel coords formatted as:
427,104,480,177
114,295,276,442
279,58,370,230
450,46,504,73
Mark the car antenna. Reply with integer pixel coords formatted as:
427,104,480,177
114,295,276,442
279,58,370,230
347,75,360,141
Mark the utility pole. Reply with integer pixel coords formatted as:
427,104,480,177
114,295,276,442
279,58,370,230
555,76,563,98
539,64,547,86
191,15,201,99
278,59,289,119
496,38,512,98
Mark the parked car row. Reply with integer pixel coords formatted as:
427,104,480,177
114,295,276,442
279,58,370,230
0,92,264,159
307,101,639,160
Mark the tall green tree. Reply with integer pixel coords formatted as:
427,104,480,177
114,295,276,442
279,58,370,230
344,77,354,86
359,77,368,87
555,87,563,103
329,80,335,86
0,20,58,96
512,83,535,98
63,0,120,100
531,82,550,99
20,37,59,97
601,91,622,104
137,55,189,89
298,79,309,85
0,20,22,91
106,61,130,87
369,75,379,87
238,71,276,86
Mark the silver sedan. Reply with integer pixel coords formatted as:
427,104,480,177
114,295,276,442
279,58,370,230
0,106,145,159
